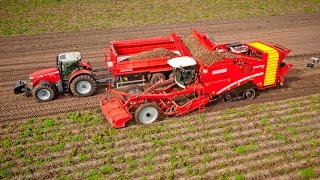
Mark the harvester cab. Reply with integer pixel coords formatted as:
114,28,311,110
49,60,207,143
167,56,197,88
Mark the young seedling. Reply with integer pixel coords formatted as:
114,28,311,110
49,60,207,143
299,167,316,179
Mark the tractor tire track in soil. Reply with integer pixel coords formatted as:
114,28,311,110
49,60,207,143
0,14,320,122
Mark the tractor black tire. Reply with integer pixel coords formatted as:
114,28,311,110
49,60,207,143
70,75,97,97
150,73,166,85
33,84,55,102
135,103,161,124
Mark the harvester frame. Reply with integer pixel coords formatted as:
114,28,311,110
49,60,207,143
100,29,293,128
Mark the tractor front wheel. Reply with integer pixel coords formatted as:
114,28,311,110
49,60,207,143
70,75,97,97
33,84,55,102
135,103,161,124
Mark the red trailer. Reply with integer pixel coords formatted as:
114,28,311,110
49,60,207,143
100,29,293,128
103,33,191,88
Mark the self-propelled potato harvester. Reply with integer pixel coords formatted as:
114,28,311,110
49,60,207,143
100,29,292,128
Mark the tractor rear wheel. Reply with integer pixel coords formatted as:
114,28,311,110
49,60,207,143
135,103,161,124
70,75,97,97
150,73,166,84
33,84,55,102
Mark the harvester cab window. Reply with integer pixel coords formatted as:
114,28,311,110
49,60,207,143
174,66,195,88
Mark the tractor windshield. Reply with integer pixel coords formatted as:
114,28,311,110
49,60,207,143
173,66,195,88
60,60,80,80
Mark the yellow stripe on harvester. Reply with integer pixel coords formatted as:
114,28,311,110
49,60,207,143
249,42,279,86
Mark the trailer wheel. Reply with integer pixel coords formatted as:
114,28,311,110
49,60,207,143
135,103,160,124
70,75,97,97
33,84,55,102
242,89,256,100
150,73,166,84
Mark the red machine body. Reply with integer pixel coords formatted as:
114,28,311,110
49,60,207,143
100,29,293,128
104,33,191,87
14,52,97,102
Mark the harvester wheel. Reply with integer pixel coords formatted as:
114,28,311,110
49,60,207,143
135,103,161,124
124,85,144,100
70,75,97,97
150,73,166,84
33,84,55,102
169,72,174,79
125,85,144,94
242,89,256,100
223,93,235,102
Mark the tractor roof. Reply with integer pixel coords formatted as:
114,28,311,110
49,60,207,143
168,56,197,68
58,52,81,62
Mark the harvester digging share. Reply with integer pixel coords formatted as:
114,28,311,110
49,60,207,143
100,29,292,128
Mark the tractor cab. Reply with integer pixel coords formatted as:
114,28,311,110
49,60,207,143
168,56,197,88
56,52,82,80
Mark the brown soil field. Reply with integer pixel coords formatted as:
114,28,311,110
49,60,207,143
0,13,320,179
0,14,319,122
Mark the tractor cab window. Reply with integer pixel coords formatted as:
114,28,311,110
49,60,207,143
60,61,79,80
173,66,195,88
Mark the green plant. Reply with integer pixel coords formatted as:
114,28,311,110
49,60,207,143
203,154,211,163
51,143,65,152
166,171,175,179
288,100,296,107
308,139,318,147
261,117,270,125
290,108,302,114
234,143,257,154
43,118,55,128
288,127,297,135
273,132,289,142
1,138,10,148
0,168,12,178
86,168,101,180
78,153,88,162
222,128,232,141
196,114,206,121
152,139,165,147
299,167,316,179
145,165,153,171
235,174,245,180
145,153,154,162
101,165,114,175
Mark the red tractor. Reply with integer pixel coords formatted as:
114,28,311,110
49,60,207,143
100,30,293,128
14,52,99,102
